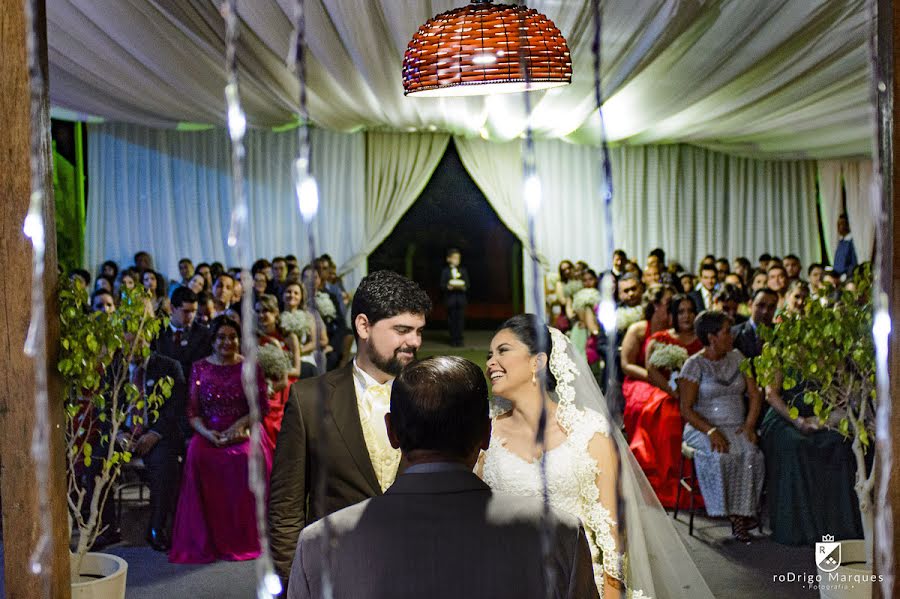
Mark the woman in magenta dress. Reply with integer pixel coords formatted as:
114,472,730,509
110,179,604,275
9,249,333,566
169,316,270,563
628,294,703,508
255,294,301,453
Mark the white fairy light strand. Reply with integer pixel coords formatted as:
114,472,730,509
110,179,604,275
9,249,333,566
289,1,335,597
869,0,894,591
22,0,53,591
220,2,281,597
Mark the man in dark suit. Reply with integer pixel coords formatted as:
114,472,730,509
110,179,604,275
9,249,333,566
269,270,432,588
287,356,598,599
439,248,469,347
154,286,211,384
689,263,718,312
731,287,778,362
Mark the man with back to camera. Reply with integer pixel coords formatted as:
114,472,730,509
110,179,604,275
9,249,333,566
287,356,598,599
269,270,433,589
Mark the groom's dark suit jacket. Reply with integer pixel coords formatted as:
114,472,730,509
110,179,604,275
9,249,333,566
269,363,398,586
287,469,599,599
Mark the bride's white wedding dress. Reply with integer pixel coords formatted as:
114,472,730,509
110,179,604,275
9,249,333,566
482,328,714,599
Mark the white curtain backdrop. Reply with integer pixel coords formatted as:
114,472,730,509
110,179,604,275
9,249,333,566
339,132,450,276
816,159,875,263
49,0,873,159
85,123,366,287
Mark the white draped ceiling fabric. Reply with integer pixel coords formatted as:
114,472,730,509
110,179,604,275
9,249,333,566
49,0,873,159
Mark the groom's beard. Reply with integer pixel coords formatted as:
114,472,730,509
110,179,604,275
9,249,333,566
368,343,418,376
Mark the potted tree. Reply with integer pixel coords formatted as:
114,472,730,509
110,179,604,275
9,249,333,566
749,265,876,599
59,283,172,598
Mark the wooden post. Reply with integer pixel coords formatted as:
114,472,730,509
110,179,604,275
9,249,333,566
0,0,71,597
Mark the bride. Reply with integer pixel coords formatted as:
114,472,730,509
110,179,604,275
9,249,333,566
480,314,714,599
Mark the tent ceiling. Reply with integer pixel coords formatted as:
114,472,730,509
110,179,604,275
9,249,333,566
47,0,874,158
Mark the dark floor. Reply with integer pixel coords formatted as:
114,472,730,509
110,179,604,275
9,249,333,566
0,329,825,598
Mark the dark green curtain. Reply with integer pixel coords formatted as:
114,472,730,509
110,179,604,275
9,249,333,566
53,139,85,273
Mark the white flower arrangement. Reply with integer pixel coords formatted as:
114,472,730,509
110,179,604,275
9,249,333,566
616,305,645,332
314,291,337,322
279,310,312,338
647,342,689,372
257,342,292,380
546,272,560,287
573,287,601,312
562,279,584,299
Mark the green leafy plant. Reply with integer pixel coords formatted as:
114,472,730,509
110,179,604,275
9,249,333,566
746,264,876,556
59,282,172,576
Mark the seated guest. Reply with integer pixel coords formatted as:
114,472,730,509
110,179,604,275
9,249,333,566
174,258,194,289
169,317,270,563
713,284,748,325
757,253,772,271
808,263,826,298
134,250,154,273
99,260,119,282
615,272,644,334
714,258,730,282
211,273,235,317
621,284,674,431
303,264,347,370
749,269,768,294
776,279,810,321
255,294,302,452
282,281,330,378
142,269,170,315
70,268,91,291
287,356,598,599
733,257,752,287
196,262,213,290
679,311,765,543
767,264,788,307
196,291,215,325
677,272,694,297
626,294,703,508
688,263,718,312
731,288,778,362
642,263,661,286
783,254,802,282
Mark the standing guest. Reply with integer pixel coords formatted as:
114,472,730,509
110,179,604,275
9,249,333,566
749,269,768,294
143,270,170,315
269,271,431,588
195,262,213,291
287,356,598,599
176,258,194,288
833,214,858,276
713,284,748,325
783,255,802,282
440,248,469,347
627,294,703,508
689,263,718,312
211,273,235,317
714,258,730,283
766,265,789,306
91,289,116,314
134,251,154,273
99,260,119,282
155,287,211,389
679,311,765,543
282,281,330,378
169,317,270,563
807,263,826,298
733,257,753,287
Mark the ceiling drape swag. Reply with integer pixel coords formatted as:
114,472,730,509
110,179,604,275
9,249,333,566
50,0,873,160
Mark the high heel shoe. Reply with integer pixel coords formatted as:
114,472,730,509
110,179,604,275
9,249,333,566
730,516,752,543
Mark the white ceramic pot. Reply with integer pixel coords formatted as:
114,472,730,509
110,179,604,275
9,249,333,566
818,540,870,599
70,552,128,599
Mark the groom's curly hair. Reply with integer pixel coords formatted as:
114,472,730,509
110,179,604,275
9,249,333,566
390,356,489,458
351,270,432,338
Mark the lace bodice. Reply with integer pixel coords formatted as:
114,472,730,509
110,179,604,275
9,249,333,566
483,409,639,597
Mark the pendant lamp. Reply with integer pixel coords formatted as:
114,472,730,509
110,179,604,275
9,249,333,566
403,0,572,97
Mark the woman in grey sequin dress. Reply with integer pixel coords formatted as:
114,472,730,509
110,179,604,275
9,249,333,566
678,311,765,542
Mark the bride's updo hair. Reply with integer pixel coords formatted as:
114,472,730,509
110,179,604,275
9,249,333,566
497,314,557,392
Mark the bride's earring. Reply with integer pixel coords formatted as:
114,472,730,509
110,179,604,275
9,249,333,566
531,371,537,385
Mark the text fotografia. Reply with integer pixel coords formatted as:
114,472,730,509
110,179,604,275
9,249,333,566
772,572,884,586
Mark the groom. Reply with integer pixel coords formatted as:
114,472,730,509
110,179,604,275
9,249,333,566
268,270,432,587
287,356,598,599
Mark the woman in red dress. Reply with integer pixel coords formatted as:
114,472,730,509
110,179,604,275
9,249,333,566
621,284,674,432
628,294,703,508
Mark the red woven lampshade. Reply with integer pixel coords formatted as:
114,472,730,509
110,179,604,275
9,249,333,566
403,1,572,97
